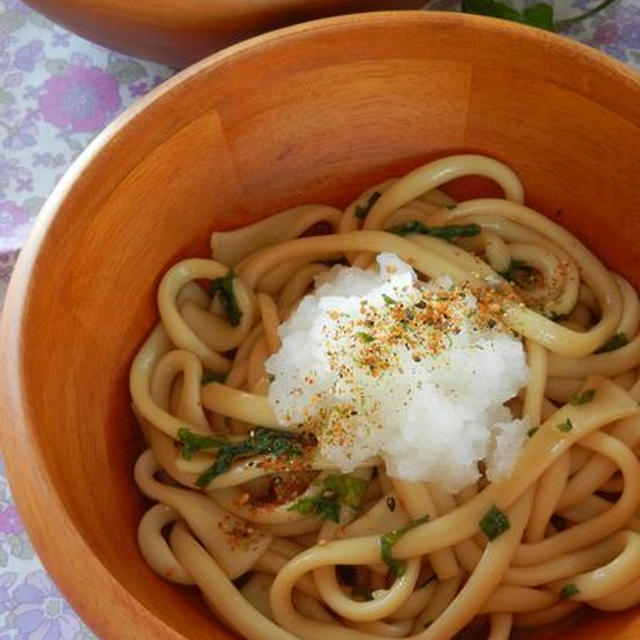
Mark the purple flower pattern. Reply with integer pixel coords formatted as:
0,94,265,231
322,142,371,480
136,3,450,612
0,0,172,258
12,572,80,640
13,40,43,73
0,573,17,616
38,66,120,133
0,0,637,638
561,1,640,63
0,508,23,537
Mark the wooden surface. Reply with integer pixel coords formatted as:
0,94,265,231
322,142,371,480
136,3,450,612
1,11,640,640
21,0,424,67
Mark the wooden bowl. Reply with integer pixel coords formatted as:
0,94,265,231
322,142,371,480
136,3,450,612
2,11,640,640
22,0,424,68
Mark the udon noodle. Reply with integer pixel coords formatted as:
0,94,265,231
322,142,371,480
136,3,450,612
130,154,640,640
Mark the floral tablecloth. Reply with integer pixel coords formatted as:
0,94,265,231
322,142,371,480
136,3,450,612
0,0,638,638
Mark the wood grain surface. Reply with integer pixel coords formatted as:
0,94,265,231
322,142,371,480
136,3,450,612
1,11,639,640
21,0,424,67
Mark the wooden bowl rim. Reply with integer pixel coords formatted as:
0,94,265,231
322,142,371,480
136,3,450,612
1,11,640,640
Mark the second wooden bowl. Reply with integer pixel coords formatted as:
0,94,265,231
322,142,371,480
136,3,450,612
22,0,424,67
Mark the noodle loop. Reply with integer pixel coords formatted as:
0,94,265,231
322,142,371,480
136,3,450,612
131,155,640,640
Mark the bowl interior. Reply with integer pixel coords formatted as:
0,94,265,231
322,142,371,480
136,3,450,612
3,12,640,640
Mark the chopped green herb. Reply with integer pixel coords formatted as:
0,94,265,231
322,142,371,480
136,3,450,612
316,493,341,522
199,447,235,487
355,191,381,220
445,204,457,210
325,475,369,510
351,586,374,602
178,428,224,460
556,419,573,433
267,373,276,383
289,494,329,519
391,221,481,242
380,515,429,577
201,371,224,385
210,270,243,327
287,474,369,523
358,332,375,343
197,428,306,487
527,427,539,438
461,0,554,30
596,332,628,353
382,293,396,306
560,583,580,599
569,389,595,405
287,497,317,516
479,505,510,541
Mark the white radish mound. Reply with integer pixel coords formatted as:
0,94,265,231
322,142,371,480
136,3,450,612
266,253,530,493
